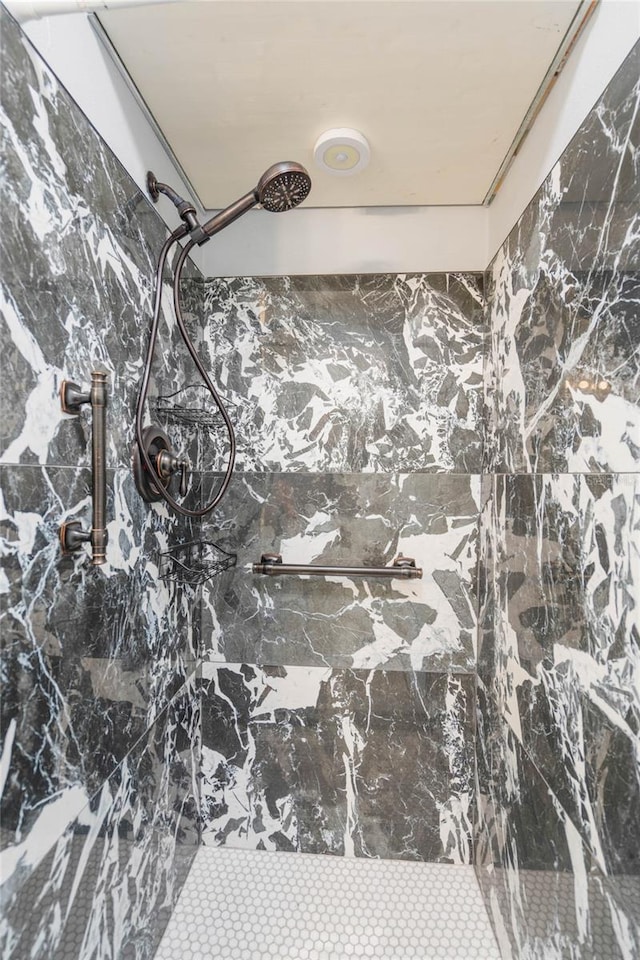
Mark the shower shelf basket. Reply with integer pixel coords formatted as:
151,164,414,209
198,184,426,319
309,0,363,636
159,539,237,585
154,383,229,428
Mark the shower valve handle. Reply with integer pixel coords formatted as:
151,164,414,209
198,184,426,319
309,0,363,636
157,450,190,497
178,460,188,497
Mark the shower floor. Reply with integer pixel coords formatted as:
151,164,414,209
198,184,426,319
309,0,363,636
155,847,501,960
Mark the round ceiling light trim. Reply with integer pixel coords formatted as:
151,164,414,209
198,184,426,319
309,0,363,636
313,128,370,176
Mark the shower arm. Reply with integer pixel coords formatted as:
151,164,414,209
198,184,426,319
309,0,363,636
147,173,260,246
147,173,207,243
134,231,236,518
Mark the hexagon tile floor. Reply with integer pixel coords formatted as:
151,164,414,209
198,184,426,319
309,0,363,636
154,847,501,959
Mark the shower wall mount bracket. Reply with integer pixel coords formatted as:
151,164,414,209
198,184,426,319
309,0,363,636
58,370,109,565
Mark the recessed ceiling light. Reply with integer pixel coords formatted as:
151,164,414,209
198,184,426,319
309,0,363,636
313,128,370,176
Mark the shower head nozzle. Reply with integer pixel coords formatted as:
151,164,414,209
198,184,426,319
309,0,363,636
180,161,312,244
256,162,312,213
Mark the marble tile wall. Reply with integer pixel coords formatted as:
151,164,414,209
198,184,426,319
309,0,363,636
5,1,638,956
202,273,485,474
484,47,639,476
475,682,638,960
201,471,480,672
1,8,203,958
198,272,486,861
477,39,640,960
2,680,200,960
200,663,474,863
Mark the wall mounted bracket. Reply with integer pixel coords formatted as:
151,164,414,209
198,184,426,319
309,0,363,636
59,370,109,565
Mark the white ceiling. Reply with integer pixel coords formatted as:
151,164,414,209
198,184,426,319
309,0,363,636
98,0,586,210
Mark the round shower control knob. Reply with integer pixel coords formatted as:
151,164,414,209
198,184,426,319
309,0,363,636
133,425,189,502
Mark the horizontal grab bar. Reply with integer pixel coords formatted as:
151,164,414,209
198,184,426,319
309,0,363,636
252,553,422,580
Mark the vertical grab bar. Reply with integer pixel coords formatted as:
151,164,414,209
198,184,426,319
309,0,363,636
59,370,109,565
90,371,108,563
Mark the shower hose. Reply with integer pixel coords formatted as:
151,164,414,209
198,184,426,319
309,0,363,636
135,228,236,517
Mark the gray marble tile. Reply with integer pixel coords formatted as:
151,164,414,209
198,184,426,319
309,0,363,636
0,12,206,952
202,273,485,474
0,5,204,477
0,680,200,960
200,471,480,672
478,472,640,880
484,42,640,475
478,40,640,960
475,683,639,960
200,663,474,864
0,463,198,859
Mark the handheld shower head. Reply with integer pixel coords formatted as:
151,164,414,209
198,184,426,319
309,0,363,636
136,161,310,518
256,162,312,212
198,161,311,242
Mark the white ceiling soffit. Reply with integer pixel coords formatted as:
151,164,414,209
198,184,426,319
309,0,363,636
97,0,587,209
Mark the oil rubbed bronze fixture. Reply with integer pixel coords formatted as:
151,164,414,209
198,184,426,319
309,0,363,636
59,370,109,565
253,553,423,580
133,162,312,517
159,539,237,586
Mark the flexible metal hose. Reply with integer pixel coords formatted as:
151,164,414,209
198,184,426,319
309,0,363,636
134,231,236,517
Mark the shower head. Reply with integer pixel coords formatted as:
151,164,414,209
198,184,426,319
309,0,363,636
198,161,311,243
256,162,312,212
137,162,310,518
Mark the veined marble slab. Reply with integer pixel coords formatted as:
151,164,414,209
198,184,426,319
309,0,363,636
201,471,480,672
199,662,474,864
0,8,203,957
0,11,204,477
202,272,485,474
0,463,198,871
479,472,639,881
484,43,640,476
477,39,640,960
475,682,639,960
0,681,200,960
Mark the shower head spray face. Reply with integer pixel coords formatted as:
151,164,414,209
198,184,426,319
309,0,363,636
198,161,311,241
257,162,312,212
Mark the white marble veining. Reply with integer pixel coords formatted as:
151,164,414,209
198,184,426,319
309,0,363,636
477,38,640,960
0,9,201,958
199,663,474,863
